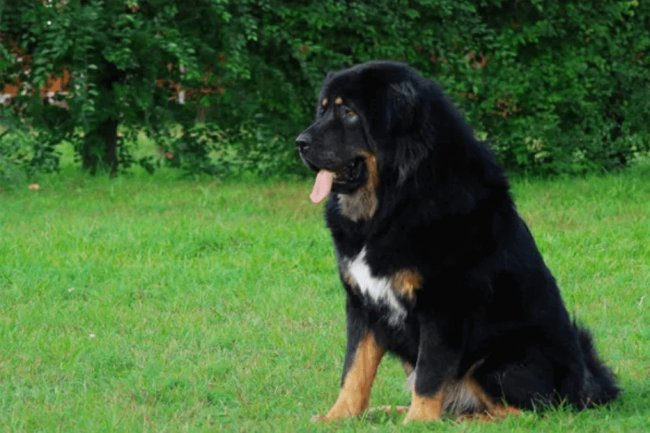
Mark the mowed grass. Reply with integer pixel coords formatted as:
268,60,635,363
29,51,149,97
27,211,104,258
0,166,648,433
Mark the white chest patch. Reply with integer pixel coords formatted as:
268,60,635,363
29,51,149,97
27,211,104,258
345,248,407,325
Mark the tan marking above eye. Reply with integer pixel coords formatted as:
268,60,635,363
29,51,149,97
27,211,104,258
334,96,343,105
321,98,329,107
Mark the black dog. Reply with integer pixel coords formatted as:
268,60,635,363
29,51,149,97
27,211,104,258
296,61,619,423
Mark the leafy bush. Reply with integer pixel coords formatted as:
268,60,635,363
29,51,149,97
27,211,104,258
1,1,649,177
0,111,59,187
216,0,650,175
155,122,298,178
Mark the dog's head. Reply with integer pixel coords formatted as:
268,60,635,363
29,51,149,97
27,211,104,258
298,61,509,221
297,61,433,205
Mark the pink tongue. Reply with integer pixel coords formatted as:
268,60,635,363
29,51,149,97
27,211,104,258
310,170,334,203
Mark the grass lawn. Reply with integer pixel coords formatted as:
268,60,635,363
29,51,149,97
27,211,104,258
0,166,648,432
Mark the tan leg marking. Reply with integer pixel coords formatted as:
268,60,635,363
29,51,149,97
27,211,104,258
460,377,521,421
317,332,385,422
403,390,444,423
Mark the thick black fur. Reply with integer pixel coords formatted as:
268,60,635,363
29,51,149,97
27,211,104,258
297,61,619,412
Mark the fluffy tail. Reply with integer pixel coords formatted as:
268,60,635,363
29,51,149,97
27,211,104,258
576,325,620,408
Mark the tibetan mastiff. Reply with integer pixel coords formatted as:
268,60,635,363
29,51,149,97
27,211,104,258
296,61,619,423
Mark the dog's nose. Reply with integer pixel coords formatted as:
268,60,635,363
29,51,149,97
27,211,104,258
295,133,311,151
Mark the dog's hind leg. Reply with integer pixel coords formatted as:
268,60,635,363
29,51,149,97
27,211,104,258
471,349,559,411
459,376,521,421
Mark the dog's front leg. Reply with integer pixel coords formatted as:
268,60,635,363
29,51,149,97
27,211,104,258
317,296,385,422
403,314,458,423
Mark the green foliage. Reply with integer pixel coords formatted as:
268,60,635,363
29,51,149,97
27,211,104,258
1,1,649,177
0,128,33,186
160,122,298,178
217,0,650,175
1,0,225,174
0,112,59,186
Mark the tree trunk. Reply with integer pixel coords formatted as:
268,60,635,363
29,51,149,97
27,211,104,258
81,117,118,176
81,60,122,176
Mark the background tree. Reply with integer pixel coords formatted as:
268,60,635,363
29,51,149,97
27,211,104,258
1,0,228,175
1,1,649,180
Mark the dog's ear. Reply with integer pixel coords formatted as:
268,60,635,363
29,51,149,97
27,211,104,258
386,81,418,132
384,80,434,184
324,71,336,82
393,135,431,184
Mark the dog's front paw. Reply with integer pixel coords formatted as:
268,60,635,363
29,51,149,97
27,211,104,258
403,393,443,424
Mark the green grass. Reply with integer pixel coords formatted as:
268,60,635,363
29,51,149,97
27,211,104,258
0,166,648,432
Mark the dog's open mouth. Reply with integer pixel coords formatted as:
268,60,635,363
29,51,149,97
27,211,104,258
309,158,364,204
